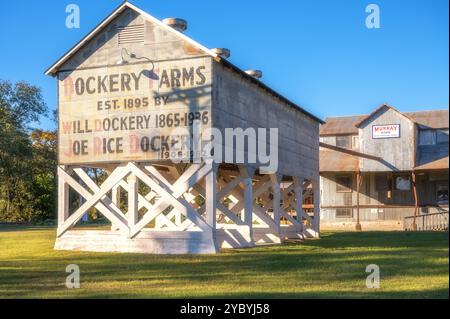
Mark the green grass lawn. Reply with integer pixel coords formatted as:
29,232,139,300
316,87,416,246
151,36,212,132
0,226,448,299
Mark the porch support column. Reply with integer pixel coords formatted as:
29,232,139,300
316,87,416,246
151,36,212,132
270,174,282,234
312,179,320,236
356,170,362,231
412,171,419,231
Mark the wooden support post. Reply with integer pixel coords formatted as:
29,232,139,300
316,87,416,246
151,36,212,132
243,178,253,225
312,179,320,235
58,166,70,228
270,174,281,234
240,166,255,237
205,164,218,231
127,173,138,232
356,171,362,231
112,186,121,208
110,185,121,231
293,177,304,233
412,172,418,231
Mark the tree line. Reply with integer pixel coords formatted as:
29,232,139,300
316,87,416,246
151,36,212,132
0,79,57,223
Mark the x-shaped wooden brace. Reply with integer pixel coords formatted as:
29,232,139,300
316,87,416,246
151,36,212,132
129,163,212,237
278,182,302,228
222,174,278,229
216,173,247,226
57,165,130,237
117,179,179,230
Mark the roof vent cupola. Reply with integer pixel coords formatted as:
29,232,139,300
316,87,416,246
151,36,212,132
245,70,263,79
211,48,231,59
162,18,188,32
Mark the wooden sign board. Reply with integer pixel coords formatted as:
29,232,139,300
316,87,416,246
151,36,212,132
372,124,400,139
58,57,212,164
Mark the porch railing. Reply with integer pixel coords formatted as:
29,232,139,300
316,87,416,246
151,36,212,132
404,211,449,231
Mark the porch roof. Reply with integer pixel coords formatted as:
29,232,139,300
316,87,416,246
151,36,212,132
414,156,449,171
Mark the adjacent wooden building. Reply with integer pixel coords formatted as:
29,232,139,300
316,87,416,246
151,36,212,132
319,104,449,230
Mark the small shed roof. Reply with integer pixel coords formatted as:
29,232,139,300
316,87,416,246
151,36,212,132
319,142,383,172
319,149,360,172
414,156,449,171
407,110,449,129
320,115,366,136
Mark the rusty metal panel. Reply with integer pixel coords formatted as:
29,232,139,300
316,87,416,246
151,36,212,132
319,149,359,172
320,115,367,136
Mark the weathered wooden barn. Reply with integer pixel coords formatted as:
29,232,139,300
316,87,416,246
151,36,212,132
319,104,449,230
45,2,323,254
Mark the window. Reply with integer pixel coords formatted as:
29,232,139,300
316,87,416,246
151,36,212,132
437,182,449,203
419,130,436,145
336,135,351,149
336,175,353,193
437,129,449,144
394,175,411,191
336,208,353,218
375,174,390,191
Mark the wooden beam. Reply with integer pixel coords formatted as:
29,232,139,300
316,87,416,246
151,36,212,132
320,142,382,161
239,166,255,236
127,173,138,232
293,177,304,232
270,174,282,233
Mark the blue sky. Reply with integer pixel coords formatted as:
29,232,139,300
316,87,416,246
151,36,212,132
0,0,448,130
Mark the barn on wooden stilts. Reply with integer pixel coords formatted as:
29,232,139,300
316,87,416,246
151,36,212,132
46,2,323,254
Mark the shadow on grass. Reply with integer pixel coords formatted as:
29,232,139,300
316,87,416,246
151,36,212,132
0,228,448,298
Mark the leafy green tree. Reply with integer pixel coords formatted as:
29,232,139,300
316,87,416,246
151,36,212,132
30,130,57,221
0,80,48,222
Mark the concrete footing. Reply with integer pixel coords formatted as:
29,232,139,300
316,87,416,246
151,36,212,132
54,230,218,254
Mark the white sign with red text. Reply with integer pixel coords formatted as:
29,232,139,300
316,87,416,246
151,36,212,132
372,124,400,139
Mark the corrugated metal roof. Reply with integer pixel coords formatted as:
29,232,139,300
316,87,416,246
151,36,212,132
320,115,366,136
406,110,449,129
355,104,418,128
321,108,449,136
319,149,360,172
